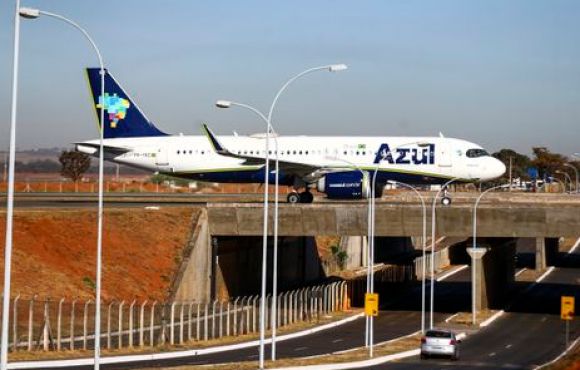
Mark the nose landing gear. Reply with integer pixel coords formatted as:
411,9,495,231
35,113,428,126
440,186,452,206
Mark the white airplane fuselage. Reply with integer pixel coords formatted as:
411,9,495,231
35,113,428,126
77,134,506,187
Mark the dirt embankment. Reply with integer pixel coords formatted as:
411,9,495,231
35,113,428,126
0,207,198,301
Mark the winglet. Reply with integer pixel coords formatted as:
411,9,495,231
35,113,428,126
202,123,229,154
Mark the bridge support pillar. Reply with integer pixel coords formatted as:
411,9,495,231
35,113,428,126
467,248,488,311
467,238,516,310
535,237,560,271
340,236,368,269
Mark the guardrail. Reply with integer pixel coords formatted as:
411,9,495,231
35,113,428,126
1,281,348,353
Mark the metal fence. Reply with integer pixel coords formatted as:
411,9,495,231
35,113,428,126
1,281,348,352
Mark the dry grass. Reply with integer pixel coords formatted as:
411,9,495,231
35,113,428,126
542,342,580,370
449,310,498,326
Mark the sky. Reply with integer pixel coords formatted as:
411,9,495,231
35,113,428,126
0,0,579,156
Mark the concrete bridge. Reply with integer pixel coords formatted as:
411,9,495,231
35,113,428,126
173,193,580,312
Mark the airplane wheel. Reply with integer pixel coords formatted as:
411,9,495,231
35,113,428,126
287,192,301,204
299,191,314,204
441,196,452,206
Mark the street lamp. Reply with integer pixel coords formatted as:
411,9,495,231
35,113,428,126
217,64,347,367
563,164,578,194
325,156,372,348
555,170,572,193
367,141,430,356
18,7,106,370
1,1,23,368
215,100,271,369
471,183,508,325
267,64,346,362
387,180,427,333
430,177,460,329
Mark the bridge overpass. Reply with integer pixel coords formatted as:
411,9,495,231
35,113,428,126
171,193,580,312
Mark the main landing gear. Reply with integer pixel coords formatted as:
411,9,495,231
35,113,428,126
287,191,313,204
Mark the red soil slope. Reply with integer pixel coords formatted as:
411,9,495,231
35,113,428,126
0,207,197,302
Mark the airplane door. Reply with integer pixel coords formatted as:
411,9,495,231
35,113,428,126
437,143,452,167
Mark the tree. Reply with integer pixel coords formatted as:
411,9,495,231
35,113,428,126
492,149,531,181
531,147,567,178
59,150,91,183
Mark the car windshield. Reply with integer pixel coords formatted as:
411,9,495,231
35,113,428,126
466,148,489,158
426,330,453,338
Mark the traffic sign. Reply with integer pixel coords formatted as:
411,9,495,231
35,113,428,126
561,296,574,321
365,293,378,317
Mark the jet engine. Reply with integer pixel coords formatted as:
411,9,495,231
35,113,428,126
316,171,370,199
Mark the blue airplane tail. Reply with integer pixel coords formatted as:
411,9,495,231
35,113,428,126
85,68,167,138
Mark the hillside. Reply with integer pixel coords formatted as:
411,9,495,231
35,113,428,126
0,207,198,301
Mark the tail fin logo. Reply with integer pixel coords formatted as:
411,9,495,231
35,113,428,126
97,93,131,128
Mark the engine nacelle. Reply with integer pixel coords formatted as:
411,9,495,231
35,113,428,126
317,171,370,199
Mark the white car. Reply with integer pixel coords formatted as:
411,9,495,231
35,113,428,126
420,329,460,360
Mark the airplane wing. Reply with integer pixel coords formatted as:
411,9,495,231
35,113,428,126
202,124,331,180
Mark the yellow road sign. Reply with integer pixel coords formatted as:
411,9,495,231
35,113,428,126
365,293,379,317
561,296,574,321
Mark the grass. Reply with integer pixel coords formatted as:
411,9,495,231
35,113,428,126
448,310,498,326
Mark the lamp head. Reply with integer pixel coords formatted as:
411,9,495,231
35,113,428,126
215,100,232,109
328,64,348,72
19,7,40,19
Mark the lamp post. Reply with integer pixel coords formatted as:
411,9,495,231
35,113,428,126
18,7,106,370
267,64,346,361
217,64,346,367
471,184,508,324
367,142,430,356
1,1,23,368
430,177,460,329
387,180,426,333
215,100,271,370
555,170,572,193
325,156,372,347
563,164,578,194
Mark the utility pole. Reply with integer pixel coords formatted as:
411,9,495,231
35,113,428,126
509,156,513,192
3,152,7,184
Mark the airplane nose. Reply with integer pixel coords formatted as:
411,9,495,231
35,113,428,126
493,158,507,178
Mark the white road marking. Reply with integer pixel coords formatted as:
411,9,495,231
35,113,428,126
568,237,580,254
537,267,555,283
505,344,512,349
437,265,468,282
332,339,343,343
515,268,526,277
295,346,308,351
445,313,459,323
489,352,496,357
480,310,505,327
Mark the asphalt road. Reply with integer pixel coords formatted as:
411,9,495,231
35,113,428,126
368,247,580,370
52,310,444,370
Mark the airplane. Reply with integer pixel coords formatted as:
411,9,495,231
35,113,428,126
76,68,506,204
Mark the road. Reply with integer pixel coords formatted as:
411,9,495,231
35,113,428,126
55,311,445,370
369,246,580,370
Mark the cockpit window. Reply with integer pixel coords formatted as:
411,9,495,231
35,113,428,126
466,148,489,158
